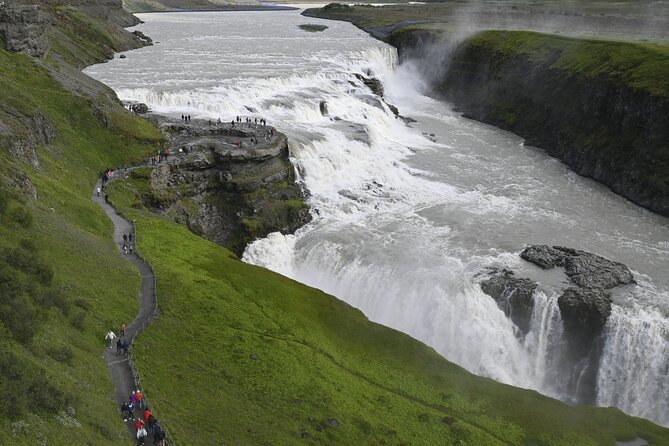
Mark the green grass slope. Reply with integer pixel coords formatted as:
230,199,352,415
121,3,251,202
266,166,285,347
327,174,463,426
106,177,669,445
0,24,164,444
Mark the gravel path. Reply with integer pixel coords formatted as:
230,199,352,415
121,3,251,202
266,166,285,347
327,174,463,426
93,180,160,445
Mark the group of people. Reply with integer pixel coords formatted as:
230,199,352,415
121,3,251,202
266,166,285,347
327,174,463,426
105,322,129,355
180,114,191,122
147,148,170,166
122,232,134,256
106,322,168,444
121,391,167,445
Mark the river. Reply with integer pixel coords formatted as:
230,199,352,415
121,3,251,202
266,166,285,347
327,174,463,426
85,9,669,427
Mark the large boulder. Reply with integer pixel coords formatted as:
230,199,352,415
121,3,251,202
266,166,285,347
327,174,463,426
479,268,536,336
520,245,635,289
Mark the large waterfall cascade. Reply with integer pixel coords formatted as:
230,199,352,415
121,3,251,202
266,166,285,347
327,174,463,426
84,10,669,427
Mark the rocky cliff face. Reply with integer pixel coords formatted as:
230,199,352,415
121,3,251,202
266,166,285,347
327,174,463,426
0,3,49,56
130,120,310,256
428,32,669,216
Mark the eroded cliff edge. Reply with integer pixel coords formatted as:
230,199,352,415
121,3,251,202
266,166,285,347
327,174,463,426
119,118,310,256
398,29,669,216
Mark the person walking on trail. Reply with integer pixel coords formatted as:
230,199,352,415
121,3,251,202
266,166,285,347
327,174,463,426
137,427,147,445
123,244,128,255
130,390,137,407
129,244,134,255
105,330,116,348
136,389,144,409
129,233,133,243
137,425,148,445
127,401,135,420
143,406,151,422
116,338,123,356
123,340,129,356
96,186,101,197
123,233,128,243
120,322,126,337
121,402,129,421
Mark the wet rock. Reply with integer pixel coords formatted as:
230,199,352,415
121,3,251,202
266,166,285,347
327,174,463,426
520,245,566,269
561,249,635,289
119,54,126,59
132,30,152,45
354,73,384,97
319,100,328,116
479,268,536,336
249,353,257,360
558,287,611,343
521,245,635,289
327,418,339,428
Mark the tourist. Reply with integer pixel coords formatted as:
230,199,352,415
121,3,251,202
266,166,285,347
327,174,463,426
136,389,144,409
123,340,129,356
143,406,152,421
96,186,101,197
120,322,126,337
123,233,128,243
129,244,134,255
127,401,135,420
130,390,137,407
121,402,129,421
129,232,133,243
123,244,128,255
137,425,148,445
116,338,123,356
105,330,117,348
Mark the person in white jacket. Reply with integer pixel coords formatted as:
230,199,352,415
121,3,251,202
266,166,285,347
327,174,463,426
137,426,147,445
105,330,116,349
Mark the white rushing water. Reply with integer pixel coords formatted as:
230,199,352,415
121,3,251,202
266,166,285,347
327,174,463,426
85,10,669,426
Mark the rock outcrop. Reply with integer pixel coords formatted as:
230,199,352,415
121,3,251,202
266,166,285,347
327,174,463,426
521,245,635,289
434,31,669,217
132,119,310,255
0,3,49,57
479,244,636,403
480,268,536,336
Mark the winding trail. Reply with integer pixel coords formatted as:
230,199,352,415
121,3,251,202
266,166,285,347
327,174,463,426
92,180,159,443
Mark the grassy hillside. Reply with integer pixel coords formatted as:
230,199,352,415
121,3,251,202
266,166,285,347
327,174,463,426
105,176,669,445
464,31,669,97
0,8,164,443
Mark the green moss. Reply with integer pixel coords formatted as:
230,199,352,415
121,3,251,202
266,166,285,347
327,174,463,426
466,31,669,97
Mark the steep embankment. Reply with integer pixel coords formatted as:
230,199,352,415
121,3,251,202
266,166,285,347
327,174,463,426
0,1,165,444
435,31,669,216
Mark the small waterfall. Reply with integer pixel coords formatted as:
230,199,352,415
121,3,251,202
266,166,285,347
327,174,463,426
523,290,565,398
597,304,669,426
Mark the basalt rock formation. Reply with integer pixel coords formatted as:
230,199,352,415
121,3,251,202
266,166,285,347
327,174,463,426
480,244,636,403
435,31,669,217
130,118,310,256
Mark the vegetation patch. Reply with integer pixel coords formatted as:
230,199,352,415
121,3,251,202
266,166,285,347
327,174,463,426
298,24,329,32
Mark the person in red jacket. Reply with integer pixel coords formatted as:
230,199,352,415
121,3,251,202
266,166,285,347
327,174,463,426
136,389,144,409
134,417,145,431
143,407,152,422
